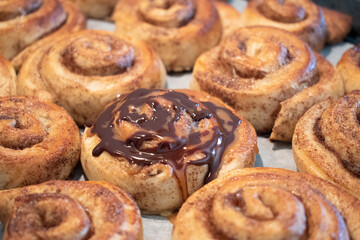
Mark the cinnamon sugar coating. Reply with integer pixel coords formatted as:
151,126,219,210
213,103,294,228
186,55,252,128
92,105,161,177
113,0,222,72
191,26,344,142
173,168,360,239
0,96,80,189
0,0,85,61
293,91,360,198
0,180,142,239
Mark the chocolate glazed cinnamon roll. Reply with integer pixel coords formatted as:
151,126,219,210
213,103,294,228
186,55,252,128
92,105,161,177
293,91,360,199
173,168,360,240
0,180,143,239
337,45,360,93
17,30,166,125
67,0,118,19
0,0,85,61
81,89,258,214
238,0,352,51
0,96,80,189
191,26,344,142
0,55,16,96
113,0,222,72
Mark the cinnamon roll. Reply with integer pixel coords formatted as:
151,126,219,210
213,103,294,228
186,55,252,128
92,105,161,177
0,180,142,239
173,167,360,240
238,0,352,51
66,0,118,19
191,26,344,142
293,91,360,199
112,0,222,72
0,0,85,61
337,45,360,93
0,96,80,189
81,88,258,214
0,55,16,97
17,30,166,125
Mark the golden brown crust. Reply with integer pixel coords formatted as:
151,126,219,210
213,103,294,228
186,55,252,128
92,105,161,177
322,7,352,44
173,167,360,240
191,26,344,141
17,30,166,125
113,0,222,72
0,55,16,97
0,180,143,240
0,96,81,189
81,89,257,214
0,0,85,60
11,0,86,71
67,0,118,19
293,91,360,199
238,0,327,51
337,45,360,93
214,1,241,38
270,53,344,141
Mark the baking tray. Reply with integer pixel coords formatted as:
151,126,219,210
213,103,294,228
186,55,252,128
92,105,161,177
0,1,354,239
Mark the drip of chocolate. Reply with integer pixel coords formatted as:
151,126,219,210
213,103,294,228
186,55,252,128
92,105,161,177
88,89,241,199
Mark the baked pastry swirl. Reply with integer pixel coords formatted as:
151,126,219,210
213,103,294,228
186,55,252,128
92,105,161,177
337,45,360,93
0,96,80,189
113,0,222,72
238,0,352,51
0,0,85,61
82,88,257,214
10,0,86,70
293,91,360,199
17,30,166,125
173,167,360,240
191,26,344,142
0,55,16,96
0,180,142,239
66,0,118,19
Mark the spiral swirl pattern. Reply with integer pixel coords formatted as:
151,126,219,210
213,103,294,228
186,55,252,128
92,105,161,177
17,30,166,125
173,168,360,239
191,26,344,142
139,0,195,28
0,96,80,189
81,89,257,214
113,0,221,71
10,0,86,70
0,0,85,60
238,0,327,51
293,91,360,198
0,180,142,239
337,45,360,93
0,55,15,97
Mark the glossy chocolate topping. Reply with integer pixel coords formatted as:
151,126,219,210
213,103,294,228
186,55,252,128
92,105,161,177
88,89,241,199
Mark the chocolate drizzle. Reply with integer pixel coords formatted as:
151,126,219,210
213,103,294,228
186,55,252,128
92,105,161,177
88,89,241,199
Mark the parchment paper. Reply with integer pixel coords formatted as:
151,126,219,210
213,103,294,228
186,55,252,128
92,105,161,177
0,1,353,239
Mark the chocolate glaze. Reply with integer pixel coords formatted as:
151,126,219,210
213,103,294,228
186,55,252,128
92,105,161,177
88,89,241,199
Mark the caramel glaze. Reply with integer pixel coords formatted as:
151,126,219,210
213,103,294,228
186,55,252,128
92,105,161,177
87,89,241,199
